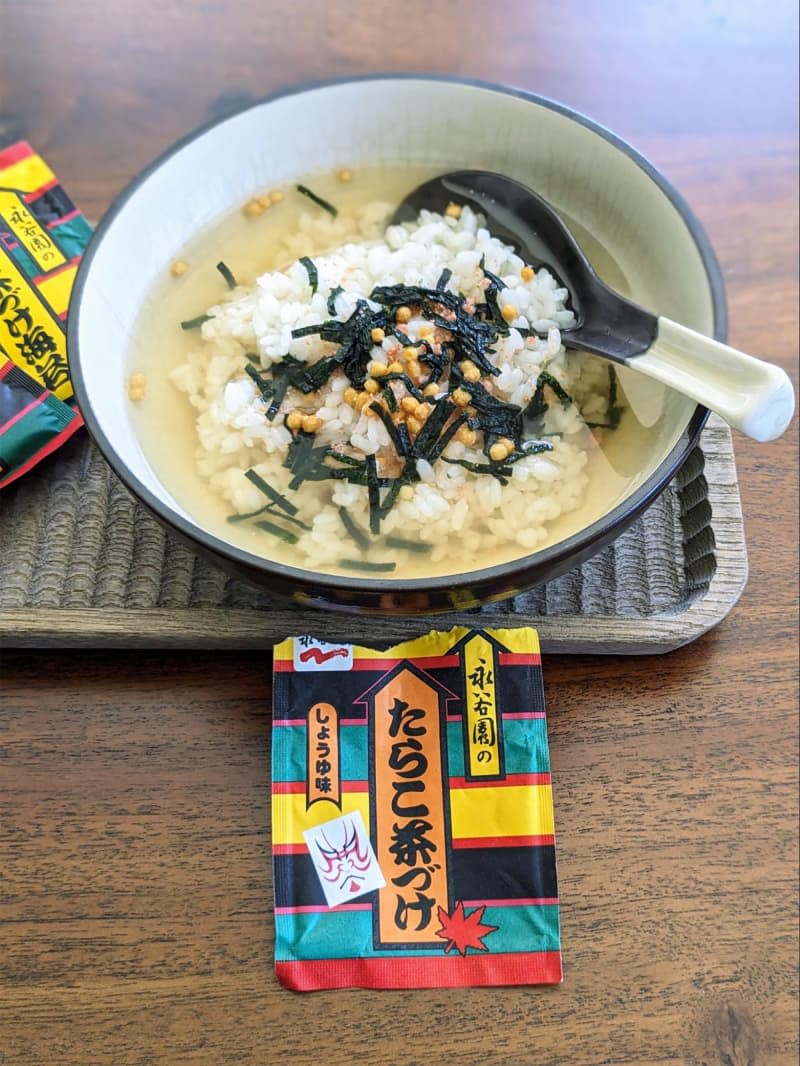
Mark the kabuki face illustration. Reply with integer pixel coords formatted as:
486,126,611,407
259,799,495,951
313,819,373,893
304,810,386,908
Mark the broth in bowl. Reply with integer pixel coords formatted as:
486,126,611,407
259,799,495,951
129,165,666,579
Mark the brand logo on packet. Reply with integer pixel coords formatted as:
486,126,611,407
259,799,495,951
293,635,353,671
304,810,386,908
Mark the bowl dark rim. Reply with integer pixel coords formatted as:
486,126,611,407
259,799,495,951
68,73,724,599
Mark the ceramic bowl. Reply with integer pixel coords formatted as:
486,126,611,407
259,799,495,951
68,75,722,613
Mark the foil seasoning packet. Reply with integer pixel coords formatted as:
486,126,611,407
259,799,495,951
271,626,562,991
0,141,91,488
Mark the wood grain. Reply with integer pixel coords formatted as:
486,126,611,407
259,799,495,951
1,1,797,1064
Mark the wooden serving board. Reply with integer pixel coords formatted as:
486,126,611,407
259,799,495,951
0,415,747,653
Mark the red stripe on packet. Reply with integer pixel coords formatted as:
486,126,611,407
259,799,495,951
0,392,47,435
47,207,81,229
497,652,542,666
352,654,461,671
274,904,373,915
32,254,81,286
272,843,310,856
272,780,369,794
273,654,461,672
447,773,551,789
23,177,59,202
0,141,34,168
276,950,563,991
271,717,366,727
461,897,559,908
452,835,556,849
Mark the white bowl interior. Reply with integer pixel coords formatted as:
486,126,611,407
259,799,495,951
75,78,711,554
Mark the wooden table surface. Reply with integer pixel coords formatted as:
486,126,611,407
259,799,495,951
1,2,798,1063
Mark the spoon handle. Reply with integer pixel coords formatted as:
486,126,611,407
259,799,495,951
629,317,795,442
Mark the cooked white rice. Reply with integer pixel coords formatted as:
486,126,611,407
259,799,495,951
170,203,615,570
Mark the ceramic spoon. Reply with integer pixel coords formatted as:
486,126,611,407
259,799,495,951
392,171,794,443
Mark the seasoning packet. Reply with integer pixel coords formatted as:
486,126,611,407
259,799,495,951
0,141,91,488
271,626,562,991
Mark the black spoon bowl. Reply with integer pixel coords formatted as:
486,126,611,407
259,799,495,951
392,171,794,442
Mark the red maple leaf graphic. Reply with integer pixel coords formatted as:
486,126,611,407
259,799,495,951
435,901,498,956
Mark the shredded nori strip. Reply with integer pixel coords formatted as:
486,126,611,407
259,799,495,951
389,327,414,347
216,260,237,290
441,457,513,484
519,440,554,456
339,558,397,573
246,361,290,419
338,507,371,550
228,505,311,531
255,518,299,544
288,300,392,389
411,398,454,459
327,285,344,316
296,184,338,217
299,256,318,295
290,322,326,338
523,379,549,427
284,431,326,489
478,255,511,337
605,364,623,429
419,344,448,383
245,363,275,404
378,476,405,519
227,504,276,523
523,369,575,434
244,468,299,516
282,432,388,491
245,351,261,364
384,534,431,553
451,377,525,456
426,411,469,463
396,422,412,458
381,372,424,401
326,449,362,467
371,281,461,314
267,379,292,419
436,267,452,291
180,313,211,331
537,371,573,406
325,466,390,486
365,453,380,535
371,401,407,456
585,365,624,430
382,385,397,413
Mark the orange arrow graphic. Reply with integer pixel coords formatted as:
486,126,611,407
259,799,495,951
370,664,450,947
